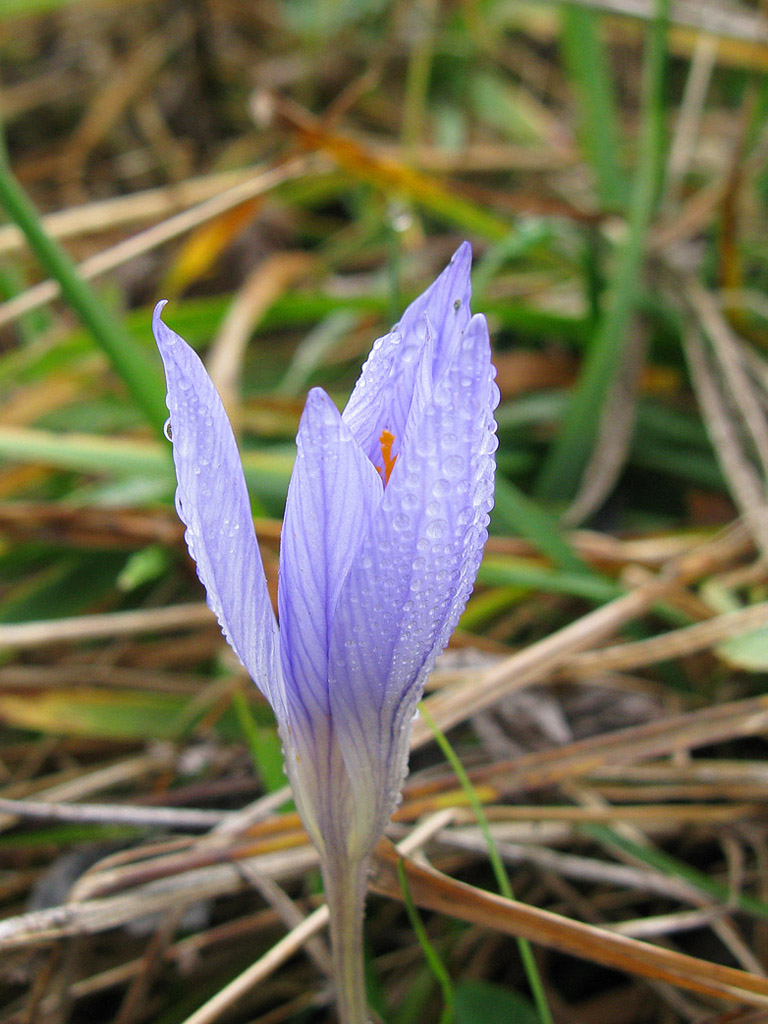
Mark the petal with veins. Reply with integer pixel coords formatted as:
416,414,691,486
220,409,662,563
153,303,284,716
328,312,498,852
279,387,382,721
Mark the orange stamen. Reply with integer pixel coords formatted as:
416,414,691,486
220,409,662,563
377,429,398,485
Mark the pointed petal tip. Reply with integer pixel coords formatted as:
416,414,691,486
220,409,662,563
450,241,473,279
152,300,170,340
453,240,472,262
152,301,183,362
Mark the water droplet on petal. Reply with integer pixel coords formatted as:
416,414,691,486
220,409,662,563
163,419,173,441
426,518,448,539
444,454,465,478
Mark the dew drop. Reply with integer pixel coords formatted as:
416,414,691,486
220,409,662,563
432,478,451,498
393,513,410,531
163,419,173,441
426,518,448,539
444,454,465,478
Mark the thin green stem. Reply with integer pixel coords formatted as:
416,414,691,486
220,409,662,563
420,705,554,1024
323,854,371,1024
0,123,167,430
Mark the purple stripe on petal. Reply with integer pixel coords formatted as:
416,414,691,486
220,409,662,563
152,303,283,715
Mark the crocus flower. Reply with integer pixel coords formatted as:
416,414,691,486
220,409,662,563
153,242,497,1024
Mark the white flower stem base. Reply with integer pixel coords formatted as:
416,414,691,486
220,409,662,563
322,854,371,1024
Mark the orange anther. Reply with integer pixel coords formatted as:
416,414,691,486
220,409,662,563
377,429,398,485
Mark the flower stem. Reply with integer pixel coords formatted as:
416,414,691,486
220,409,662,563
322,854,370,1024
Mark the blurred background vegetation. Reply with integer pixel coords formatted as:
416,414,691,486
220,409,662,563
2,1,768,1022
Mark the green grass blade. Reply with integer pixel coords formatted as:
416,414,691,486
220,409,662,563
536,0,670,503
585,824,768,923
561,6,627,209
0,127,168,430
477,556,621,602
0,426,294,507
0,0,85,16
231,688,287,793
420,705,553,1024
396,856,456,1024
491,475,592,575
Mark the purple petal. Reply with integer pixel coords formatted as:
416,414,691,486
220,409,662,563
342,242,473,467
152,303,283,713
278,387,381,856
328,311,498,848
279,387,382,720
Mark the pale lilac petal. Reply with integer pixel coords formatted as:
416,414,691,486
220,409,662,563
342,242,473,466
153,303,283,712
328,312,498,849
398,240,473,381
277,387,381,857
279,387,382,720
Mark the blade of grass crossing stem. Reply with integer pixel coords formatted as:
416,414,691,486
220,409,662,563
0,124,167,431
561,6,627,210
396,857,456,1024
535,0,670,503
420,705,553,1024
